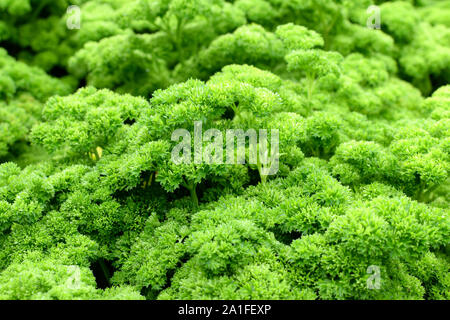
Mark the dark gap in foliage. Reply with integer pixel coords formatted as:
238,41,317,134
134,28,158,35
172,184,197,204
397,68,429,96
159,263,180,293
430,73,449,97
123,118,136,125
113,183,166,202
116,188,143,202
49,65,69,78
0,140,28,162
112,186,140,201
0,227,12,237
39,6,53,19
112,180,170,221
49,191,66,208
165,253,189,286
200,180,230,203
272,230,302,245
77,77,87,90
222,106,235,120
195,182,208,203
120,172,197,207
91,258,114,289
0,41,21,58
247,166,262,187
414,173,421,185
141,286,160,300
139,170,154,187
140,251,190,299
0,155,9,165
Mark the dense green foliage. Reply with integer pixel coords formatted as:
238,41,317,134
0,0,448,300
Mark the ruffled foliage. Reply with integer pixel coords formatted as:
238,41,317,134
0,0,448,300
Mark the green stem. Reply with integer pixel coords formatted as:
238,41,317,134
183,178,198,208
306,73,316,115
322,12,338,50
418,183,440,203
260,173,267,184
189,184,198,208
257,162,268,184
147,172,153,188
414,181,426,201
231,102,241,121
165,16,185,62
307,74,316,102
311,145,321,158
175,18,185,58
